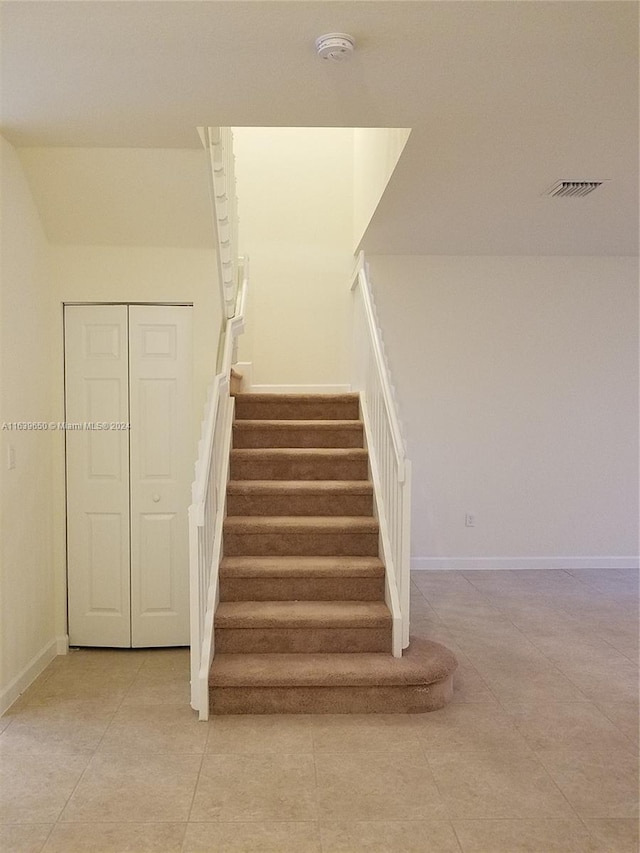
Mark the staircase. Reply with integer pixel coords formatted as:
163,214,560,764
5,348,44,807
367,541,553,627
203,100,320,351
209,392,457,714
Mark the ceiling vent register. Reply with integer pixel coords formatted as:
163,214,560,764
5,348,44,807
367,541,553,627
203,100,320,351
545,181,605,198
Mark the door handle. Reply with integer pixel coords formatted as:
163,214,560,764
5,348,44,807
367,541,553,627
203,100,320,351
152,494,161,503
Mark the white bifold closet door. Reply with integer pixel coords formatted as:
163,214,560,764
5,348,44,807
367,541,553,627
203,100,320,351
65,304,192,648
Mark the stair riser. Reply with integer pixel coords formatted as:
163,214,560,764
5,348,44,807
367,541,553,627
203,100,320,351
215,626,391,654
226,493,373,516
224,532,379,557
230,456,368,480
210,678,454,714
235,400,359,421
219,577,385,602
233,426,363,448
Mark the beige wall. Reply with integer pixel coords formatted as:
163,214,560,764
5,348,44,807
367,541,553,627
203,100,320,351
1,136,222,706
18,147,214,249
0,137,57,709
48,244,221,642
232,128,354,388
353,128,410,250
367,254,639,567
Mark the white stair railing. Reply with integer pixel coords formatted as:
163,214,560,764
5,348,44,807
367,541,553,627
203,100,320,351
350,252,411,655
189,262,247,720
201,126,240,321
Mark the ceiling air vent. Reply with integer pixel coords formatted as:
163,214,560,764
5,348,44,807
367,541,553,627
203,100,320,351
544,180,606,198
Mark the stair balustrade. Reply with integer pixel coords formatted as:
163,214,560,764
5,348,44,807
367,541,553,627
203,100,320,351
350,252,412,654
189,126,243,719
189,262,247,720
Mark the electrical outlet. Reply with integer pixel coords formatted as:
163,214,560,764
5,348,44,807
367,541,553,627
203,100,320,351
465,513,475,528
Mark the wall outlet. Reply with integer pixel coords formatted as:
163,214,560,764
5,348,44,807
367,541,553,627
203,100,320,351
465,512,475,527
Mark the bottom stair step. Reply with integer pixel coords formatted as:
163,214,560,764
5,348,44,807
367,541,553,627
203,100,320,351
209,637,458,714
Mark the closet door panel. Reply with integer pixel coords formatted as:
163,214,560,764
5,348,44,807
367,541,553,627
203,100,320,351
128,306,192,647
65,305,131,647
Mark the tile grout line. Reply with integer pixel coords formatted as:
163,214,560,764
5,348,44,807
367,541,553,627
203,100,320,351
182,740,207,839
312,740,323,853
449,819,468,853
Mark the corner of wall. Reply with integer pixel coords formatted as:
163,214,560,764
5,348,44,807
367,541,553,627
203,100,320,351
1,135,58,705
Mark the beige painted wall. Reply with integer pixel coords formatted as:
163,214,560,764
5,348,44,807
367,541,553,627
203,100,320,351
367,254,639,567
232,127,354,387
18,147,214,249
353,127,410,250
0,137,56,707
1,137,223,702
48,244,221,641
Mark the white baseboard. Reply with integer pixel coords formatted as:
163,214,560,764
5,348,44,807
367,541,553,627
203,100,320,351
411,556,640,570
249,384,352,394
57,634,69,655
0,638,58,716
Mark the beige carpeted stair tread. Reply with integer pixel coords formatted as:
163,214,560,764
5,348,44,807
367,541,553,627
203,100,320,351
210,637,458,688
226,480,374,517
234,393,360,421
232,420,364,449
233,419,363,430
215,600,391,629
226,480,373,496
223,516,379,533
220,556,385,578
235,393,359,404
230,448,369,481
230,448,368,459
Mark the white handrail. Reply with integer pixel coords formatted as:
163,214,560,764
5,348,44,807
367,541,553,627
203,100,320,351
189,261,247,720
350,252,411,651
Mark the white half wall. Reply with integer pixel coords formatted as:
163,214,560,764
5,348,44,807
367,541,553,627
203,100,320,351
232,127,354,387
0,136,57,711
367,255,639,569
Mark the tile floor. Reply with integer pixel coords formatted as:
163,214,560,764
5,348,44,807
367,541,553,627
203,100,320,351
0,568,638,852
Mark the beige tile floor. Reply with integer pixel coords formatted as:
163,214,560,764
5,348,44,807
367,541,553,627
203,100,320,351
1,568,638,852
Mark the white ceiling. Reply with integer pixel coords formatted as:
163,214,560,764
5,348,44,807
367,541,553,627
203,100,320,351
2,1,637,255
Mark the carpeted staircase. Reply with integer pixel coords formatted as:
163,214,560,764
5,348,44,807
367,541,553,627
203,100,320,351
208,392,457,714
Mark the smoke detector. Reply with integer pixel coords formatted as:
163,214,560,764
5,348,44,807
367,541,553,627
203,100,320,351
315,33,355,62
